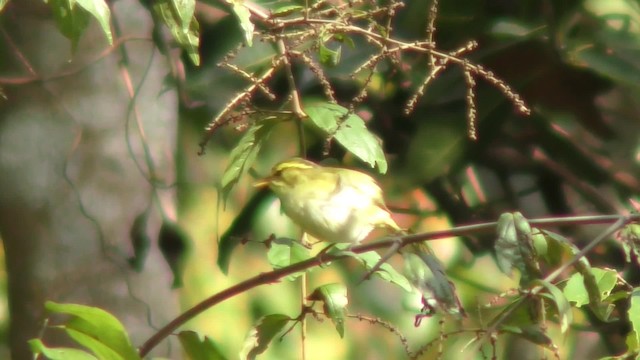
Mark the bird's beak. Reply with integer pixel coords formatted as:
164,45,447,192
253,177,271,188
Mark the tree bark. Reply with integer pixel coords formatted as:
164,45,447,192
0,1,180,358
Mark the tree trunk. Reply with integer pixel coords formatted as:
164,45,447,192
0,1,180,358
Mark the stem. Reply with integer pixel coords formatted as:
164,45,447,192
138,213,639,356
301,273,308,360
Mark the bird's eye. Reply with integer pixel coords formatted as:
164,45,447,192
273,169,283,177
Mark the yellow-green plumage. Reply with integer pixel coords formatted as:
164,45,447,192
256,158,401,244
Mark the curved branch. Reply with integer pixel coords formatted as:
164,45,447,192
138,213,638,356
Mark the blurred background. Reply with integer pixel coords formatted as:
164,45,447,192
1,0,640,359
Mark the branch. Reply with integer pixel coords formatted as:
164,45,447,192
137,213,638,356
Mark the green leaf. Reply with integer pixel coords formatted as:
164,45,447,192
128,211,151,272
76,0,113,45
308,283,348,338
494,212,539,282
240,314,291,360
65,328,124,360
170,0,195,32
232,1,254,46
44,302,140,360
533,279,572,333
0,0,8,13
499,325,553,346
628,289,640,352
343,249,411,292
267,238,312,280
319,42,341,66
29,339,98,360
563,267,618,307
178,331,228,360
270,5,304,17
48,0,91,52
220,119,279,200
153,0,200,65
620,223,640,265
158,220,190,288
304,102,387,173
217,191,273,274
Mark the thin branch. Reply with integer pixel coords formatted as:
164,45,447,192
138,213,639,356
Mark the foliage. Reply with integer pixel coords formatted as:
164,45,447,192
3,0,639,359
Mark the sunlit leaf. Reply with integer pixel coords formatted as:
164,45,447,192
220,118,280,200
65,329,124,360
563,267,618,307
29,339,97,360
240,314,291,360
304,102,387,173
76,0,113,45
267,238,312,280
153,0,200,65
44,302,139,360
232,1,254,46
308,283,348,337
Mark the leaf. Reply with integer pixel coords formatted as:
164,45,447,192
267,238,312,280
304,102,388,174
153,0,200,65
499,325,553,346
29,339,98,360
567,26,640,88
128,211,151,272
342,249,411,292
620,223,640,265
76,0,113,45
0,0,8,13
178,331,228,360
170,0,195,32
220,119,279,200
158,220,190,288
217,191,273,274
240,314,291,360
533,279,572,333
44,302,140,360
65,328,124,360
563,267,618,307
319,42,341,66
308,283,348,338
270,5,304,17
232,1,254,46
628,289,640,351
48,0,91,52
494,212,539,282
